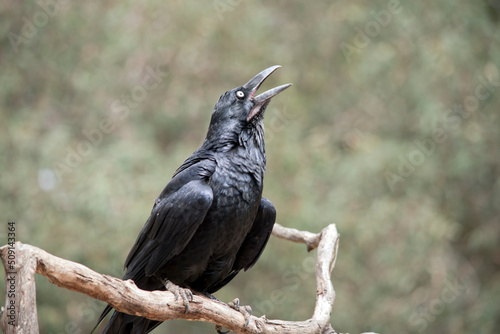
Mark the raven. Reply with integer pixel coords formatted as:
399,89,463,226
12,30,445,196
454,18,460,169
94,66,291,333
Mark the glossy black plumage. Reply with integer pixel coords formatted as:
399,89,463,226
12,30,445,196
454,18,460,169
95,66,291,333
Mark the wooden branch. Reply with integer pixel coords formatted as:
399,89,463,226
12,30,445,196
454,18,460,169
1,243,39,334
1,224,339,334
272,223,322,251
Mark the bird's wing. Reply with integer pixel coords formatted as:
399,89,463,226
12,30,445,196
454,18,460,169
123,172,214,280
234,197,276,271
172,147,215,179
94,161,214,332
204,197,276,293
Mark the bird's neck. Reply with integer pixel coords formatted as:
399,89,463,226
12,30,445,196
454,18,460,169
204,122,265,155
204,122,266,186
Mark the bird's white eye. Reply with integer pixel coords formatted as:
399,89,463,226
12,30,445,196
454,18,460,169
236,91,245,99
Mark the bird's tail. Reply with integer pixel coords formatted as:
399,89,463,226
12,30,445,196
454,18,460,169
91,305,112,333
91,306,162,334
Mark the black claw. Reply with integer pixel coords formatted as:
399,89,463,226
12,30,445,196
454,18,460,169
203,291,222,302
215,325,230,334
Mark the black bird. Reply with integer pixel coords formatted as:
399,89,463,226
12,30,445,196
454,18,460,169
94,66,291,333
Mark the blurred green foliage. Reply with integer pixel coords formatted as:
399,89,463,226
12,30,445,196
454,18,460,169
1,0,500,333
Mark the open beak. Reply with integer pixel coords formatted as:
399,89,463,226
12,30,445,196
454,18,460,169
243,65,292,121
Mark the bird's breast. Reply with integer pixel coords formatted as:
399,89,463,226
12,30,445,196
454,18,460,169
205,155,263,252
209,164,261,214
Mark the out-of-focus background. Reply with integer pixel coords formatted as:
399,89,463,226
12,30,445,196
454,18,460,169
2,0,500,333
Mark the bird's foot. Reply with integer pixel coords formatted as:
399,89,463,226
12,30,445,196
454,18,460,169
209,296,251,333
162,279,193,314
228,298,252,327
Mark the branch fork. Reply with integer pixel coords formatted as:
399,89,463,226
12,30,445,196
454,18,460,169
1,223,339,334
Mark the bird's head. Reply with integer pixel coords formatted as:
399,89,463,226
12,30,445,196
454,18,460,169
205,66,291,147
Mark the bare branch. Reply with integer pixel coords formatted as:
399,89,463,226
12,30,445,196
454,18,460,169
1,224,340,334
272,223,323,251
1,243,39,334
